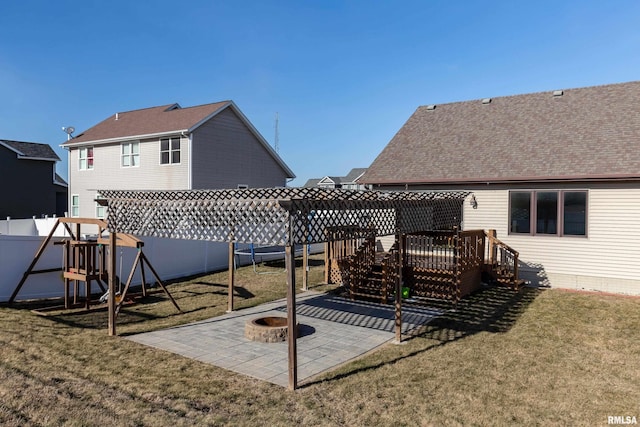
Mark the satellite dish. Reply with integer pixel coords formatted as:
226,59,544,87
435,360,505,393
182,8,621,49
63,126,75,135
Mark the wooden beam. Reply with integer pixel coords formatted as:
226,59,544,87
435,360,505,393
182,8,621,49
324,242,329,284
394,233,404,343
9,218,61,303
228,240,234,312
108,231,116,336
59,217,108,227
139,252,181,313
302,244,309,291
285,244,298,391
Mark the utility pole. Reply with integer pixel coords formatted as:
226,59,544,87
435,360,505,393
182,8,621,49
274,112,280,153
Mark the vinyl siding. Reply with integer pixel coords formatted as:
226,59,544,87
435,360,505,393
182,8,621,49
0,148,58,218
191,108,287,189
68,137,189,218
377,182,640,295
466,184,640,294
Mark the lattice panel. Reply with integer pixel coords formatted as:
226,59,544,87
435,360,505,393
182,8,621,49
99,188,469,246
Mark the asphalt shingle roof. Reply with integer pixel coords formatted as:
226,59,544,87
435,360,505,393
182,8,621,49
364,81,640,184
63,102,230,145
0,139,60,161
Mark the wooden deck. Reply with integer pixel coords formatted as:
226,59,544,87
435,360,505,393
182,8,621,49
326,229,521,305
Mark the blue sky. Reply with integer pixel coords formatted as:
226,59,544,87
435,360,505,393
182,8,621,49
1,1,639,186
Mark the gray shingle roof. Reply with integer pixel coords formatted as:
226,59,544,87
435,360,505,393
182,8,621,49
364,81,640,184
343,168,367,183
0,139,60,161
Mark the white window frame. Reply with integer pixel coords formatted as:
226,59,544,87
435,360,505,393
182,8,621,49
121,141,140,168
160,137,181,165
78,147,94,170
71,194,79,217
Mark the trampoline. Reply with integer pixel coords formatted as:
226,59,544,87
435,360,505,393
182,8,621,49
234,243,306,274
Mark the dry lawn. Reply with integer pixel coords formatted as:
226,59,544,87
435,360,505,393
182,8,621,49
1,257,639,426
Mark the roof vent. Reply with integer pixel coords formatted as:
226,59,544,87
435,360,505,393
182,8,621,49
115,113,119,120
553,90,564,97
481,98,491,104
426,104,436,110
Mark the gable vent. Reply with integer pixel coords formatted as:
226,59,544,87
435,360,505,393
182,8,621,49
426,104,436,110
481,98,491,104
553,90,564,97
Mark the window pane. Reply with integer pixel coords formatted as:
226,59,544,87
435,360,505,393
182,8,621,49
161,139,169,151
132,154,139,166
564,192,587,236
172,151,180,164
536,192,558,234
161,152,169,164
132,142,139,154
87,147,93,157
510,192,531,233
122,144,129,155
171,138,180,150
122,155,130,167
79,159,86,170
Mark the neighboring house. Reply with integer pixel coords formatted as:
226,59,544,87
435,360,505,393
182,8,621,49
303,168,369,190
0,139,67,218
62,101,295,219
363,81,640,295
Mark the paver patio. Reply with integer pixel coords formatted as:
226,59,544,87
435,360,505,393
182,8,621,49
127,291,444,387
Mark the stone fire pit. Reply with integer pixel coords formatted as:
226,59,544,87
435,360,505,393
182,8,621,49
245,316,298,343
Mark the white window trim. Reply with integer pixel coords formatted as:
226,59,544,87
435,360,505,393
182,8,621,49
71,194,80,217
78,146,94,171
160,136,181,165
121,141,140,168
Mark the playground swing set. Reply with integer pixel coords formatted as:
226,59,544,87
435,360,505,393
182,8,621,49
9,217,181,315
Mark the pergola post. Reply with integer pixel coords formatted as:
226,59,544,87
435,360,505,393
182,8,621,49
108,231,117,336
228,240,235,312
285,244,298,390
302,244,309,291
394,232,404,343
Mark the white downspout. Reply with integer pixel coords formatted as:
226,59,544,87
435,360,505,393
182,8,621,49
186,132,192,189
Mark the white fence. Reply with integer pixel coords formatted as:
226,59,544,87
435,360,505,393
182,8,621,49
0,234,232,302
0,217,323,302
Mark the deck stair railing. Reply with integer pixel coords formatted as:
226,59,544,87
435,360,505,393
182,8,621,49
484,230,523,289
346,236,380,301
380,241,398,302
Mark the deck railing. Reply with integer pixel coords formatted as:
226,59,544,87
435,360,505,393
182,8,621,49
347,236,377,298
380,241,398,301
485,229,520,288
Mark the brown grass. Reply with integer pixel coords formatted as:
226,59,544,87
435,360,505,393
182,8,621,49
1,257,639,426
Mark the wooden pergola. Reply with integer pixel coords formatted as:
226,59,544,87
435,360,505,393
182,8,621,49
98,187,468,390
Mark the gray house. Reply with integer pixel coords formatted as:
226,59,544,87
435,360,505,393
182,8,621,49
62,101,295,219
303,168,369,190
0,139,67,218
364,80,640,295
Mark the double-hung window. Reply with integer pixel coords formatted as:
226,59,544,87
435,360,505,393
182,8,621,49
160,137,180,164
79,147,94,170
509,190,587,236
71,195,80,217
121,141,140,167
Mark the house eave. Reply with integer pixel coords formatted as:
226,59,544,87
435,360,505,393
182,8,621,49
61,130,190,148
365,174,640,186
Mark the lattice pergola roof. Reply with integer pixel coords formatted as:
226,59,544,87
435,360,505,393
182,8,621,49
99,187,469,245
